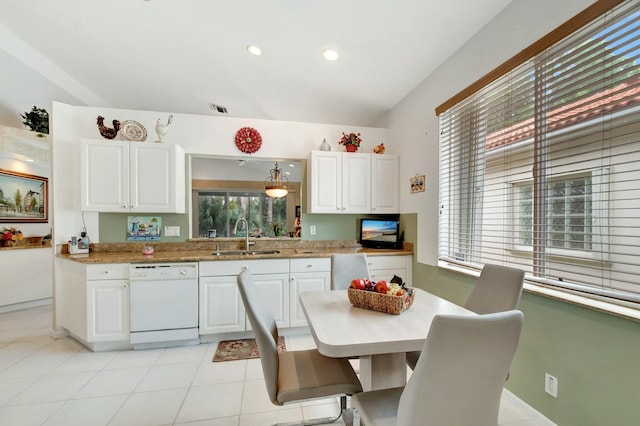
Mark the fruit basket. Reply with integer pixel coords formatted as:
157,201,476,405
348,287,415,315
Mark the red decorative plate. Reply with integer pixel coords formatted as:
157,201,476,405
235,127,262,154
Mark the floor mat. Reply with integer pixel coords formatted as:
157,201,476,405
212,337,286,362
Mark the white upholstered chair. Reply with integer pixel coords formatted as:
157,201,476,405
237,269,362,425
406,263,524,369
353,310,524,426
331,253,372,290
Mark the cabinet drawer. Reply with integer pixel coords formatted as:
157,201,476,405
367,255,408,270
86,263,129,280
200,259,289,276
290,258,331,273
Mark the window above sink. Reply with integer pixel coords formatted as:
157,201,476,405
190,156,304,240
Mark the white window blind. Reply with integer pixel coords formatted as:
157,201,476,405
439,1,640,304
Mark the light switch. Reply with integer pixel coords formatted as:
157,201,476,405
164,226,180,236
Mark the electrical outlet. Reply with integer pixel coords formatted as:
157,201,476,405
164,226,180,237
309,225,316,235
545,373,558,398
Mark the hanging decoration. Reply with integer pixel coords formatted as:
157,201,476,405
410,174,425,193
235,127,262,154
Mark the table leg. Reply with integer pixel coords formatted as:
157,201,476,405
358,353,407,391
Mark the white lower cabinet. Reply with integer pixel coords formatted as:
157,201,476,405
289,258,331,327
87,279,130,342
55,260,130,349
199,259,289,335
55,254,413,348
367,255,413,285
199,276,246,333
198,255,412,335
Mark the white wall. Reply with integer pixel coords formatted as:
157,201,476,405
0,126,51,237
0,126,53,309
51,102,388,245
388,0,596,265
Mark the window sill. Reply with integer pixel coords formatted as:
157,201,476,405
438,261,640,323
523,282,640,323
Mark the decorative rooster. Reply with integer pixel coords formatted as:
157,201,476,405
155,114,173,142
373,143,386,154
96,116,121,140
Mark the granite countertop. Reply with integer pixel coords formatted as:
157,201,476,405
56,240,414,264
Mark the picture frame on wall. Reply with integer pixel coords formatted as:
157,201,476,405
410,174,425,194
0,169,48,223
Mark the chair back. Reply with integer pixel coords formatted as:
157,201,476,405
237,269,280,404
398,310,524,426
331,253,372,290
464,264,524,314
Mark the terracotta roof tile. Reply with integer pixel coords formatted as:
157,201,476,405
486,76,640,149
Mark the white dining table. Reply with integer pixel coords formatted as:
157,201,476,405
299,288,473,391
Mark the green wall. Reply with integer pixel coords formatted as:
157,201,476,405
98,213,358,243
98,212,382,243
402,213,640,426
99,212,189,243
301,214,363,240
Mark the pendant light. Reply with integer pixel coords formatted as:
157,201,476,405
265,162,289,198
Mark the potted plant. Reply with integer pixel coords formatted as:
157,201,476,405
339,132,362,152
20,106,49,136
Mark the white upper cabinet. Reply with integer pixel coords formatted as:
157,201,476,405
81,139,185,213
307,151,398,214
307,151,342,213
341,153,371,213
371,154,400,213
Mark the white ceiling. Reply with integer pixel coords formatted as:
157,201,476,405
0,0,512,129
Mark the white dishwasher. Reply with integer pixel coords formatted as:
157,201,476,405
129,263,199,349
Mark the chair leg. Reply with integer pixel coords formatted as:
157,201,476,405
273,396,349,426
353,408,361,426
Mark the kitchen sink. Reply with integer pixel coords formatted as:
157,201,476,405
212,250,281,256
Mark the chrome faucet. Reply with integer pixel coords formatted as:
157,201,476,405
233,217,254,251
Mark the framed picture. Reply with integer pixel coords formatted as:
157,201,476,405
295,205,301,217
410,174,425,194
0,169,48,223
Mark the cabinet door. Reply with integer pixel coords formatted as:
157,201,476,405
308,151,341,213
371,155,399,214
130,143,185,213
289,272,330,327
87,280,129,342
368,255,413,285
252,273,290,329
81,140,129,212
199,276,246,334
342,153,371,213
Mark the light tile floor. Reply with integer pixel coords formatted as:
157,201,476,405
0,305,543,425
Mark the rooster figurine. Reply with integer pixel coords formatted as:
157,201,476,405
373,143,386,154
96,116,121,140
155,114,173,142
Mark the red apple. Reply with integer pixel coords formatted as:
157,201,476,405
375,280,390,294
350,278,365,290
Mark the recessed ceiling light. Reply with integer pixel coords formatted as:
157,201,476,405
322,49,339,61
247,45,262,56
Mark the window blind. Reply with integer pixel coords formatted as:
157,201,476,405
439,0,640,304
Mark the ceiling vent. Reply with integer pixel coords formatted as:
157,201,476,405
209,103,228,114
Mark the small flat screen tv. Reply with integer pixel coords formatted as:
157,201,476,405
359,218,402,249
